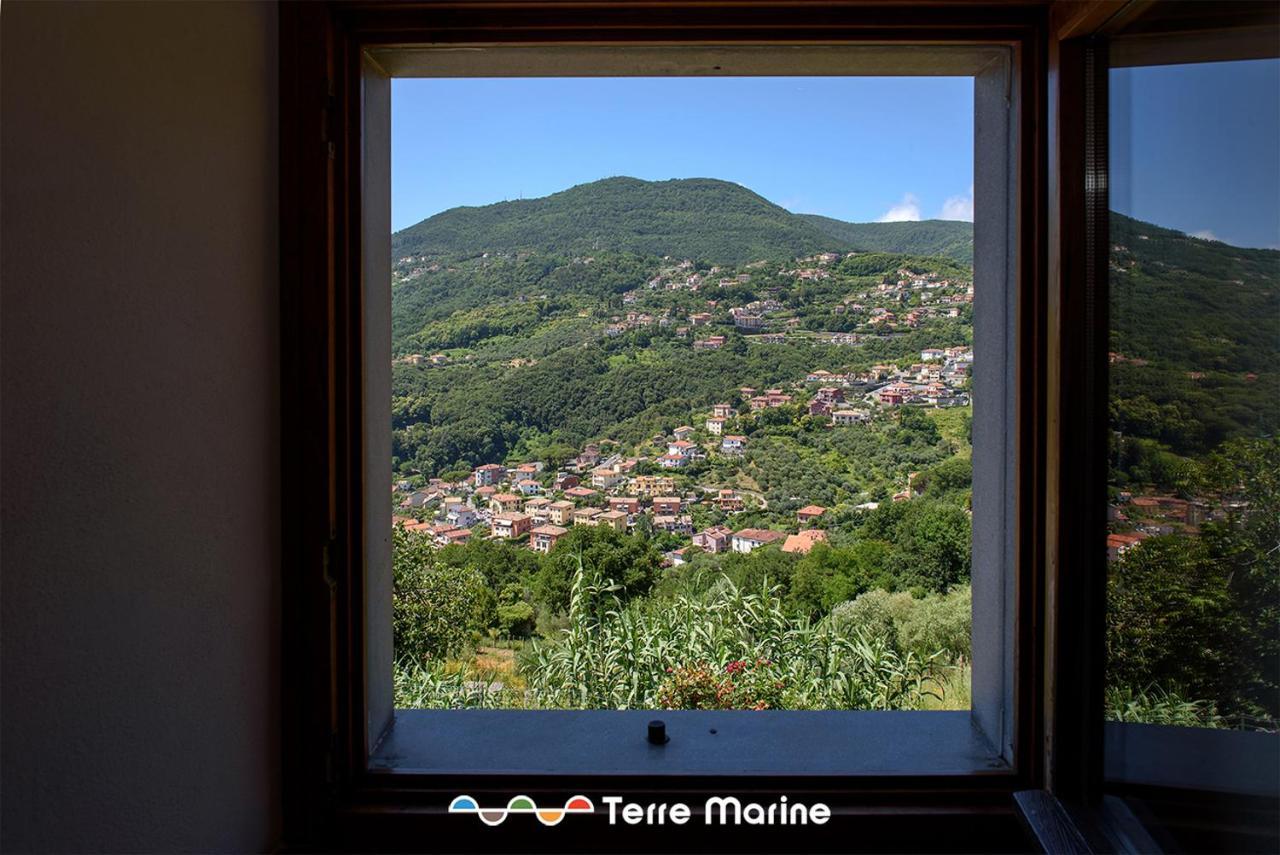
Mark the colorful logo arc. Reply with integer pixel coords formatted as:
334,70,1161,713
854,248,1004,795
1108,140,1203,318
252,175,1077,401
448,794,595,826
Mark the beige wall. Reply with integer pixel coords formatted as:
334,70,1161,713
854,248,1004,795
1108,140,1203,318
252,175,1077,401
1,2,280,851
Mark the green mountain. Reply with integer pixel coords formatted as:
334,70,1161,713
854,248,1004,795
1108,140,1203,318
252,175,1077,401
392,176,976,265
1110,212,1279,374
393,177,841,265
798,215,974,265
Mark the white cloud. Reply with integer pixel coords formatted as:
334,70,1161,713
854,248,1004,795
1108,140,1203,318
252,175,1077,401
877,193,922,223
939,185,974,222
1190,229,1220,242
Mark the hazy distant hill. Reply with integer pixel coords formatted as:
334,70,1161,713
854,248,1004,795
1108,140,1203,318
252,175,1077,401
799,215,974,265
1110,212,1279,374
392,176,976,265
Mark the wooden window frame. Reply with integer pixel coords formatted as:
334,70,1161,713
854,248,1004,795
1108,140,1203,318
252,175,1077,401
275,1,1131,849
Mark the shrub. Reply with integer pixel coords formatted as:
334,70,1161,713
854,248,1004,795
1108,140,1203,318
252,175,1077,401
830,589,915,650
657,659,789,710
1104,684,1223,729
897,585,971,662
523,561,943,710
830,586,971,663
497,600,536,639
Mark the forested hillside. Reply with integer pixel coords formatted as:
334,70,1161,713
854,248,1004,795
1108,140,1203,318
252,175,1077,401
387,176,1276,723
392,177,842,264
799,215,974,265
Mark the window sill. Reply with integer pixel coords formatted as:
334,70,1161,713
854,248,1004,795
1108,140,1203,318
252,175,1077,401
370,709,1008,777
1105,722,1280,796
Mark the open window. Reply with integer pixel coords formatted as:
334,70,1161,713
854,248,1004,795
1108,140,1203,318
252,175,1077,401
1098,4,1280,850
277,2,1275,849
363,45,1024,783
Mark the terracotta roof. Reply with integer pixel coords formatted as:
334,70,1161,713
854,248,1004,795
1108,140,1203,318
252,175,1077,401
733,529,785,543
782,530,828,554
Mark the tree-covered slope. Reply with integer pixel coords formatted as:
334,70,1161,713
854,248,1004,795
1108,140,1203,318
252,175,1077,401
799,215,974,265
393,177,843,264
1110,212,1279,374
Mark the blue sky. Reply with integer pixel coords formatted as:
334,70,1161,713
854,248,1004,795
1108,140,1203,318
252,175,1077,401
1111,59,1280,249
391,76,975,231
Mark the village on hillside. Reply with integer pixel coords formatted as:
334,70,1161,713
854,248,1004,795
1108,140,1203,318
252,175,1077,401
393,340,974,563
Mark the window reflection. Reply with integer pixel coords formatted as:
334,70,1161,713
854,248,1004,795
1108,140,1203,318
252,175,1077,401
1107,57,1280,732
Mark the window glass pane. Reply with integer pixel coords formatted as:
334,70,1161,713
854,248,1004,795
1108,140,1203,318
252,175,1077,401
1106,54,1280,733
389,76,981,712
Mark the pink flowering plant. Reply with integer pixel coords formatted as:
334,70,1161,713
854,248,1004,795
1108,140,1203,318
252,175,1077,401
657,658,789,710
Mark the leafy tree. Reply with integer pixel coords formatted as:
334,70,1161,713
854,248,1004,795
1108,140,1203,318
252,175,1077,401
393,527,493,662
533,526,662,614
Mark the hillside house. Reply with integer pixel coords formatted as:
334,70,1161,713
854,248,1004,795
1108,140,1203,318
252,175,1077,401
797,505,827,523
653,496,682,515
492,513,532,540
515,478,542,495
673,426,695,441
667,440,697,458
653,514,693,534
607,497,641,516
1106,532,1149,562
435,528,472,547
572,507,602,526
875,386,908,407
815,387,845,405
731,529,786,553
472,463,503,487
712,403,735,418
590,467,625,490
596,510,629,532
529,524,568,554
399,490,432,509
522,496,551,522
553,473,580,491
547,500,576,526
706,416,726,435
445,505,478,528
716,490,744,512
630,475,676,498
692,526,732,554
721,435,747,455
489,493,521,515
748,392,792,410
782,530,828,555
657,453,689,469
832,409,870,426
564,486,599,502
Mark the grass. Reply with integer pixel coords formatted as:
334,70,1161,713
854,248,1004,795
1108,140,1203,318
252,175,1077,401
921,663,971,711
926,405,971,454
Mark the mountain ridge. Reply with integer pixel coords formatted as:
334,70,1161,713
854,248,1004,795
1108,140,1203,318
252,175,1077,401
392,176,975,264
